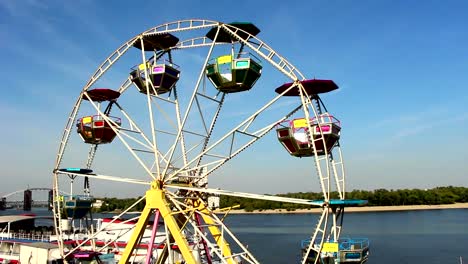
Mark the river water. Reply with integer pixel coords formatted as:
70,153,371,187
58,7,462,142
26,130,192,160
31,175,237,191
223,209,468,264
2,208,467,263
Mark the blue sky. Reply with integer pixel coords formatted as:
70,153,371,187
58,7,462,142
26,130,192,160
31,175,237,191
0,0,467,198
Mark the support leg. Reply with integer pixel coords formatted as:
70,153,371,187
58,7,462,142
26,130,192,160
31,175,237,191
196,200,236,264
119,206,153,263
119,186,198,264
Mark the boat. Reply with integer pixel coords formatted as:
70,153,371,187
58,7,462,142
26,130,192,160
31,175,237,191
301,237,370,264
0,214,177,263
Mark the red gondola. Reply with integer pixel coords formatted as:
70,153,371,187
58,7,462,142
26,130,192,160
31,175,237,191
76,115,121,145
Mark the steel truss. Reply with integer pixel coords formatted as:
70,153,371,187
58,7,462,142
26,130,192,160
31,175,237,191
52,19,347,264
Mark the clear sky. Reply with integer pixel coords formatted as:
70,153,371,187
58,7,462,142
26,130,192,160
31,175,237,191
1,0,467,198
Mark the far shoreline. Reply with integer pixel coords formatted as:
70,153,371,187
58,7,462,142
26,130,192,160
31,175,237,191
214,203,468,214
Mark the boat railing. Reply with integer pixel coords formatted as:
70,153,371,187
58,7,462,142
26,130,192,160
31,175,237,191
0,231,52,242
301,237,370,251
338,237,370,251
61,194,95,201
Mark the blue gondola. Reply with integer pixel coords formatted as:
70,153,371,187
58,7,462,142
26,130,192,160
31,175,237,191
61,195,94,219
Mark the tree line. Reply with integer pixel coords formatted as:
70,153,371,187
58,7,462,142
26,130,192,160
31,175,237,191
94,197,145,213
220,186,468,211
94,186,468,212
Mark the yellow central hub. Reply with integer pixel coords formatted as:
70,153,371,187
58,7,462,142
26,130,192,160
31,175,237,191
118,181,237,264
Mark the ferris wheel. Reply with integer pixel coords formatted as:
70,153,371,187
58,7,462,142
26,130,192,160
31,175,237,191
51,19,363,264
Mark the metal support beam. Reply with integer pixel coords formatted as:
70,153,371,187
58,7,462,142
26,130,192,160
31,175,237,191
194,200,236,264
118,183,198,264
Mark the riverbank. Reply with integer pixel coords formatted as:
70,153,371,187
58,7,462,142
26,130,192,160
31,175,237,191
215,203,468,214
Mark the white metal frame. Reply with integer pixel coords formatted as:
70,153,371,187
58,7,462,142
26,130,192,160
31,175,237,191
51,19,348,264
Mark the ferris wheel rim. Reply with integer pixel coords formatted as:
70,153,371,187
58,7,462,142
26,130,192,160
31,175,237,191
51,18,349,264
81,19,308,94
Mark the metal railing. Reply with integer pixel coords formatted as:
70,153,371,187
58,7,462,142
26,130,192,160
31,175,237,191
0,232,52,242
301,237,370,251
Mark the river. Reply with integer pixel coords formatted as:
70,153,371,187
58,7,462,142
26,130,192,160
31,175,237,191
223,209,468,263
2,208,467,263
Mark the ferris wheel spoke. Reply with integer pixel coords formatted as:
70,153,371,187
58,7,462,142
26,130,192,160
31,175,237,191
53,19,355,264
83,91,186,180
164,158,225,184
82,92,158,176
167,186,317,264
166,184,324,207
161,26,222,179
117,132,175,175
95,216,142,253
165,191,260,264
151,97,179,130
148,89,188,172
114,101,176,170
166,83,302,182
137,38,164,178
56,170,150,185
194,95,211,135
174,104,302,183
84,37,139,91
144,92,178,104
162,139,206,172
116,130,153,152
193,201,260,264
182,91,226,171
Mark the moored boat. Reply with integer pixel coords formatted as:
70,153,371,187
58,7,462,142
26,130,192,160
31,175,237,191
301,237,370,264
0,214,188,263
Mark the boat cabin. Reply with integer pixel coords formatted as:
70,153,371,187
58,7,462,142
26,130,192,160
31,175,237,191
61,195,94,219
276,113,341,157
301,237,370,264
206,53,262,93
76,115,121,145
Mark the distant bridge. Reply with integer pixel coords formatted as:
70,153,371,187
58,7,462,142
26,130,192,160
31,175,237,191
0,188,68,211
5,200,50,208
